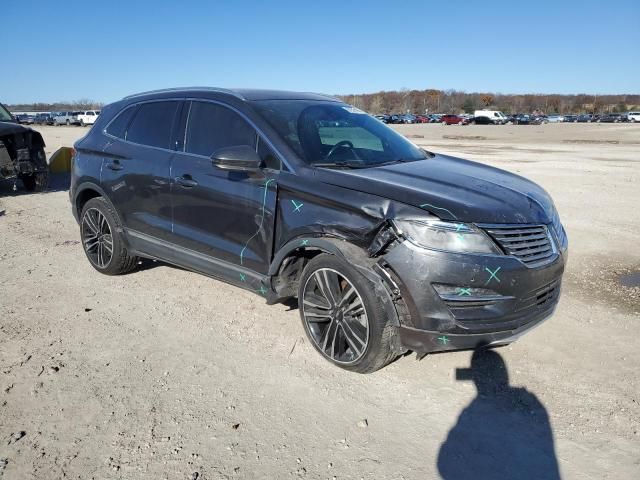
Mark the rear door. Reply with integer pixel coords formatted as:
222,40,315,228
170,100,279,275
101,100,182,243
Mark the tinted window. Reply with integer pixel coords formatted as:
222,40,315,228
106,106,137,139
257,137,281,170
185,101,256,157
126,101,180,149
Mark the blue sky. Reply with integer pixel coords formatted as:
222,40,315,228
2,0,638,103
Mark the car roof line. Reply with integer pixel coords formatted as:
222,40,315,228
123,87,245,101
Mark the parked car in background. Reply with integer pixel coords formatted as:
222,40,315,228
547,115,564,123
563,115,578,123
509,114,531,125
628,112,640,122
598,113,627,123
16,114,35,125
69,87,567,373
530,115,548,125
414,114,430,123
474,110,508,124
440,114,468,125
469,116,498,125
0,103,49,191
77,110,100,126
33,113,54,125
577,114,593,122
399,114,417,124
428,114,442,123
54,111,76,125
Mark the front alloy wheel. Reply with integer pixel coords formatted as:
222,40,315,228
298,254,396,373
302,268,369,364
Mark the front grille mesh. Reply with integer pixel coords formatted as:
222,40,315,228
483,225,556,268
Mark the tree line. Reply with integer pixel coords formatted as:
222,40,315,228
335,90,639,115
7,99,103,112
8,90,639,115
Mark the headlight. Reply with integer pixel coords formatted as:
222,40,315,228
393,218,500,254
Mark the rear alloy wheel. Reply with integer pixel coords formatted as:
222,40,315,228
298,254,396,373
81,197,137,275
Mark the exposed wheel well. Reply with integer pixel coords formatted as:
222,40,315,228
76,188,102,215
271,248,325,300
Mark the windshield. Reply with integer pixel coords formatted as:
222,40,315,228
251,100,428,167
0,104,14,122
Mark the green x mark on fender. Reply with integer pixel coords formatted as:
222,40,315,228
300,239,309,246
455,223,465,240
485,266,501,285
437,335,450,345
239,273,246,282
257,286,267,295
457,288,472,296
291,200,303,213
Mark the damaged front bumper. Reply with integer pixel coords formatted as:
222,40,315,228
381,239,566,354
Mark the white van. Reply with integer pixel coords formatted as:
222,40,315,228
628,112,640,123
474,110,508,124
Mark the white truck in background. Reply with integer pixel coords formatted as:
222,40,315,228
76,110,100,126
474,110,508,124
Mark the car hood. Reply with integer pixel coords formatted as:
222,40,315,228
313,154,555,224
0,121,31,136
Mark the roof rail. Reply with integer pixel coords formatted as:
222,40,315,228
122,87,245,100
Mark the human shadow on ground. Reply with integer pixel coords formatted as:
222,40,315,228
437,349,561,480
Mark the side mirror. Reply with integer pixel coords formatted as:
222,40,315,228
211,145,262,171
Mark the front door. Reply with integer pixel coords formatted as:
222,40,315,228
170,100,278,275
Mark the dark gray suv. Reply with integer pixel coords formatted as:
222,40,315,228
70,88,568,373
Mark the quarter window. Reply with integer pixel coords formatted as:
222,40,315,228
106,106,137,139
185,101,257,157
126,101,180,149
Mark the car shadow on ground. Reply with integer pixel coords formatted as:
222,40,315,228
437,349,561,480
0,172,70,197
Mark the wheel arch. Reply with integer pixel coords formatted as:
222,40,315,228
268,236,401,328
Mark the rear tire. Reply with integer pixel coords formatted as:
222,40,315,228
297,253,396,373
20,171,48,192
80,197,138,275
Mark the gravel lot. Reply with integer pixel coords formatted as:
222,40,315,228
1,123,639,479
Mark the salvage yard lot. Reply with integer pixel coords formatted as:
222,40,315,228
1,123,639,478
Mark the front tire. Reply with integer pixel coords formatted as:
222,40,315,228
80,197,138,275
297,254,396,373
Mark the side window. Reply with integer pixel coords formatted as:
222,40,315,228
106,106,137,139
185,101,256,157
126,101,180,149
257,137,281,170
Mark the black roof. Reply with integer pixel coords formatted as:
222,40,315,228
123,87,340,103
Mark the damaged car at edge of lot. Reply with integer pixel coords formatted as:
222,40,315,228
0,102,49,192
69,88,568,373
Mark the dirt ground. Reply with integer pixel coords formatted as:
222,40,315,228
1,123,639,479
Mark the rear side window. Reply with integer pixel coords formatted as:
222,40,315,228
106,106,137,139
185,101,256,156
126,101,180,149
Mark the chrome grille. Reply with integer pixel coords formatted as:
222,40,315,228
482,224,556,268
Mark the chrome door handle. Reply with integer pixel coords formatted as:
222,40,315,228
106,161,123,171
175,175,198,188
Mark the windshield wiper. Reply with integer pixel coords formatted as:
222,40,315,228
312,161,370,169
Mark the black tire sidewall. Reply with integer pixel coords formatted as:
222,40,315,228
80,197,129,275
297,253,393,373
